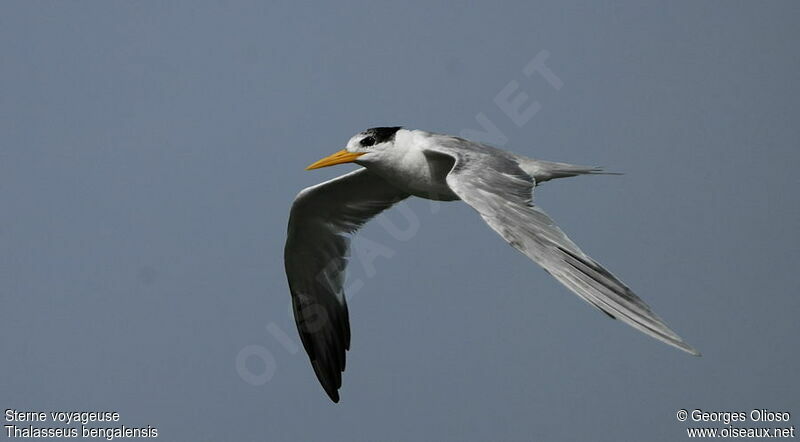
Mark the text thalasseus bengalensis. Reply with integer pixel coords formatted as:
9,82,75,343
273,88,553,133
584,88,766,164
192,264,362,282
284,127,698,402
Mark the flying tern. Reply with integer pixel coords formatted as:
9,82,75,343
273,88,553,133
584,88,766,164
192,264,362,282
284,126,699,402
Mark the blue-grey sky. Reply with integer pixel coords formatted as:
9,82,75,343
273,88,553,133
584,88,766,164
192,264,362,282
1,1,798,441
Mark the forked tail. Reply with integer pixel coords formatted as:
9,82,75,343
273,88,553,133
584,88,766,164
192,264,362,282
515,156,622,184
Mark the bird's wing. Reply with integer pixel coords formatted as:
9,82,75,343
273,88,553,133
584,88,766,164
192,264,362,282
425,141,698,355
284,168,409,402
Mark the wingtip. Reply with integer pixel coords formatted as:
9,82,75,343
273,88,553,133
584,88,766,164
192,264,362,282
325,388,341,403
675,341,702,357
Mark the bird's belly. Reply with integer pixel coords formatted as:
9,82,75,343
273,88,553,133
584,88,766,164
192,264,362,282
403,178,460,201
374,165,460,201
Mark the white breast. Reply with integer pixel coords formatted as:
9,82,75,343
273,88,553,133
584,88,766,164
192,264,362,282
368,130,459,201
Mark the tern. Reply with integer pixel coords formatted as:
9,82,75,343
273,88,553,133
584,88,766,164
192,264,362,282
285,126,699,402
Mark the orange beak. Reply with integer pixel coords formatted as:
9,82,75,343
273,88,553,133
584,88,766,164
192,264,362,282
305,149,365,170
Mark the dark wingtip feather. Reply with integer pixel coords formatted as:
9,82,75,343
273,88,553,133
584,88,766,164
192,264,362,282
327,390,340,403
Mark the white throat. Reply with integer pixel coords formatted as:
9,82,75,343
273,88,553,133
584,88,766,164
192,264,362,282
359,129,459,201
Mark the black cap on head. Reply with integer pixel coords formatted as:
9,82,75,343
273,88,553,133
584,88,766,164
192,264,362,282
363,126,402,144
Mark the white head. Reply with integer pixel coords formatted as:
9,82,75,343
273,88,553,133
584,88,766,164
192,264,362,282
306,126,403,170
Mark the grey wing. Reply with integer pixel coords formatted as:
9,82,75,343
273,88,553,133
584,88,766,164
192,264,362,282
428,142,699,355
284,168,409,402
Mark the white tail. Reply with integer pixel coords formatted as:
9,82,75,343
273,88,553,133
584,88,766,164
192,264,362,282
515,156,621,184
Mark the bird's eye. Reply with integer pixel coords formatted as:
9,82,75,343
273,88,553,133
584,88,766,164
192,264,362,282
360,136,376,147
